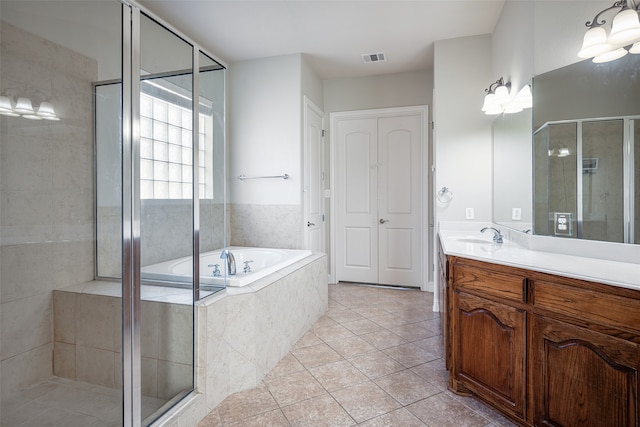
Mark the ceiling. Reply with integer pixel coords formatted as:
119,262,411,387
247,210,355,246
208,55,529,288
140,0,506,80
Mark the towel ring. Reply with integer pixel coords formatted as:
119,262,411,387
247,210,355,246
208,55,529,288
437,187,453,203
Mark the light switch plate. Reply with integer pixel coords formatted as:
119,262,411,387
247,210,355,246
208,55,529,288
465,208,474,220
512,208,522,220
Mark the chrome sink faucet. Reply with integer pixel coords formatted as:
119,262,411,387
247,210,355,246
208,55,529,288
481,227,504,243
220,249,236,275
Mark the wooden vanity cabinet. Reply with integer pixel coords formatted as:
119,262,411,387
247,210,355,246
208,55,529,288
530,315,639,427
446,255,640,427
530,276,640,427
448,258,528,422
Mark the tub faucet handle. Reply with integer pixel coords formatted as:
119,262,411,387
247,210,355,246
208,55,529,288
243,260,253,273
208,264,221,277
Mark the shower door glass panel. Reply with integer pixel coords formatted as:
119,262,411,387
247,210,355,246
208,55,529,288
0,1,123,425
139,13,194,425
198,51,226,299
582,120,624,242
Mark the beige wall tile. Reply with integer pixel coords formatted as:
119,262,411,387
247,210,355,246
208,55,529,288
157,360,192,401
76,294,117,351
1,292,52,359
0,344,52,397
76,345,115,388
53,290,76,344
0,243,54,303
156,303,193,365
53,341,76,379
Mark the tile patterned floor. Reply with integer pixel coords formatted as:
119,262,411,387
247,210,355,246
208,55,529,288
198,283,517,427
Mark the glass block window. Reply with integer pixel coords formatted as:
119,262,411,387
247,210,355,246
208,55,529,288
139,80,213,200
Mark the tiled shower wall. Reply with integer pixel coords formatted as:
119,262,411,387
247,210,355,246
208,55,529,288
230,204,302,249
0,23,96,396
97,202,227,278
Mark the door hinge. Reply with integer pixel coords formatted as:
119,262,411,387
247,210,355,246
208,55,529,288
322,129,326,137
431,121,435,130
322,214,325,222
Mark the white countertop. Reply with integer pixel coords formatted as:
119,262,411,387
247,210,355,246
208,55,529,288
439,229,640,292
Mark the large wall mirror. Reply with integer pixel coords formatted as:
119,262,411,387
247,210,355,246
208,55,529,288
492,107,533,233
493,53,640,244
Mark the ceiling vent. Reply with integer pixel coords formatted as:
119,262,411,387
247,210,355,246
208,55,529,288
361,52,386,64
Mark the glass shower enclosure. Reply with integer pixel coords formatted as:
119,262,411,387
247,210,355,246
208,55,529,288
0,1,226,426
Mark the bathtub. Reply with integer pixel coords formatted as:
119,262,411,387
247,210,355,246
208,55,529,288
141,247,312,288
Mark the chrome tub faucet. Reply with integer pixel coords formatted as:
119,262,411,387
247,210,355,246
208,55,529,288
220,249,236,275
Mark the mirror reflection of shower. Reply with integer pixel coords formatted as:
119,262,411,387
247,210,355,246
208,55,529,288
534,116,638,243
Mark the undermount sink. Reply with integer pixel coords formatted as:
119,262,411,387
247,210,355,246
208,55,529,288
453,237,494,244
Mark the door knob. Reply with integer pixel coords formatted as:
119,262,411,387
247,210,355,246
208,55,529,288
379,219,389,224
307,221,315,227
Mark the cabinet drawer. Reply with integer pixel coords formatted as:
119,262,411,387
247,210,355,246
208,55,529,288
452,262,526,304
534,279,640,334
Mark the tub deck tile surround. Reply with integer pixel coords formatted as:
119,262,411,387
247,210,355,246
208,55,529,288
196,283,516,427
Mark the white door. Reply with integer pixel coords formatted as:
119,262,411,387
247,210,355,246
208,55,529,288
303,97,325,252
378,114,423,286
334,108,426,287
335,117,379,283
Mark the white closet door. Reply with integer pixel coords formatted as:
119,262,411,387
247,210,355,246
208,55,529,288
335,117,379,283
378,114,423,286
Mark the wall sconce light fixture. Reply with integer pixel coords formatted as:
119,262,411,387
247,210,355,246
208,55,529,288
0,91,60,121
481,78,532,116
578,0,640,63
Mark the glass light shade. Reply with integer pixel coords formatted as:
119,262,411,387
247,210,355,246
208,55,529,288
593,47,628,63
484,104,503,115
14,97,35,114
0,109,20,117
514,85,533,109
578,27,612,58
503,103,523,114
36,101,57,117
22,114,43,120
494,84,510,102
41,114,60,121
630,41,640,53
0,95,14,112
608,8,640,44
481,93,495,112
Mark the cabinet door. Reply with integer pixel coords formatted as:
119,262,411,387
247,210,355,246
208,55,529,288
531,315,639,427
452,291,527,421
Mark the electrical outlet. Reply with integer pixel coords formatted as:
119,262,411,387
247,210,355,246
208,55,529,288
465,208,474,220
512,208,522,220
